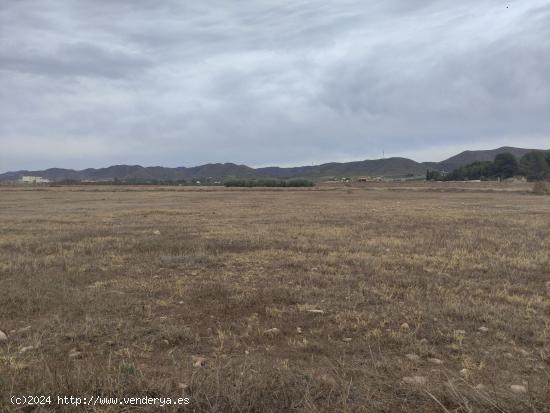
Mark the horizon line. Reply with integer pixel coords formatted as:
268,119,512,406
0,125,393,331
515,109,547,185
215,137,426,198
2,145,549,175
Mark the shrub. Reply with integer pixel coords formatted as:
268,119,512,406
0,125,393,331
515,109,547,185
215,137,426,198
532,180,550,195
224,179,314,187
520,151,550,181
493,153,519,179
444,161,493,181
426,170,442,181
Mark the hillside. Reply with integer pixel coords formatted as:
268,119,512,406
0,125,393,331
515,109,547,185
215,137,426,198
0,158,428,182
258,157,427,179
1,146,547,182
0,163,259,182
434,147,537,172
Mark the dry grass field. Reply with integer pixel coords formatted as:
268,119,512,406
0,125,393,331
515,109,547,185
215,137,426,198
0,184,549,412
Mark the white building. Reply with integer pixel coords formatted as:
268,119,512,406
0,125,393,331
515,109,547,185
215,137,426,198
21,176,50,183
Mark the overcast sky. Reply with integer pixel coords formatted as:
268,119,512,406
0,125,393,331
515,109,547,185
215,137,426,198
1,0,549,172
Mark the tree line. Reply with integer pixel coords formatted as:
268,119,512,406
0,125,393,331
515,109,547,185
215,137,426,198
224,179,314,187
46,178,316,187
427,150,550,181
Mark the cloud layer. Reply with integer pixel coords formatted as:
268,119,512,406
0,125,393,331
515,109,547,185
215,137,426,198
1,0,549,171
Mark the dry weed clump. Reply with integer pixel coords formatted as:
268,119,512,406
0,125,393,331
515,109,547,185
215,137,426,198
0,184,549,412
532,180,550,195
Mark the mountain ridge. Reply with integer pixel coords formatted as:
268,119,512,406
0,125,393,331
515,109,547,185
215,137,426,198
435,146,537,172
1,146,547,182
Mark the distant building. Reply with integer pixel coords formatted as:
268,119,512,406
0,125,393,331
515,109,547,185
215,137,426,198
21,176,50,184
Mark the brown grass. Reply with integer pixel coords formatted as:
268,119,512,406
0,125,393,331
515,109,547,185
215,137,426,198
533,181,550,195
0,184,549,412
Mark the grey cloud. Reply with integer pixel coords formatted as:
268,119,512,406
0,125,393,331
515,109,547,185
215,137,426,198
0,42,152,78
1,0,549,172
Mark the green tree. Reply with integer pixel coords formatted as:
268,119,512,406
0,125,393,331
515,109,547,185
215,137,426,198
445,161,492,181
520,151,550,181
492,152,519,179
426,170,442,181
224,179,314,187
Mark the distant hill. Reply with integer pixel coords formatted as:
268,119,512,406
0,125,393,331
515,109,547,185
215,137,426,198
434,147,538,172
1,146,547,182
257,157,427,179
0,158,428,183
0,163,259,182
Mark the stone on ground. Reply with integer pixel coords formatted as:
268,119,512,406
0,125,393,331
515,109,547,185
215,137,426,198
20,345,34,354
403,376,427,386
192,355,207,367
510,384,527,394
68,349,83,359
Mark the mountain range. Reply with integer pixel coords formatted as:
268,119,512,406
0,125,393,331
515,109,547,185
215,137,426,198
0,146,545,182
423,146,536,172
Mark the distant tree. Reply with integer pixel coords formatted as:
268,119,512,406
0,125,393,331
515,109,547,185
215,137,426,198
492,152,519,179
445,161,493,181
426,170,442,181
520,151,550,181
224,179,314,187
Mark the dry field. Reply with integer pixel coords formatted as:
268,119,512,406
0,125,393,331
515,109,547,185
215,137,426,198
0,184,549,412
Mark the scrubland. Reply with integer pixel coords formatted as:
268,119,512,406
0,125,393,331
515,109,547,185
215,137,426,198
0,184,549,412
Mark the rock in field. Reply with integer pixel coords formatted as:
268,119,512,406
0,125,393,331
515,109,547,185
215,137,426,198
264,328,280,336
510,384,527,394
427,358,443,365
478,326,489,333
405,353,420,362
319,373,337,386
400,323,410,331
19,346,34,354
403,376,427,386
68,349,83,359
0,330,7,343
192,355,207,367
